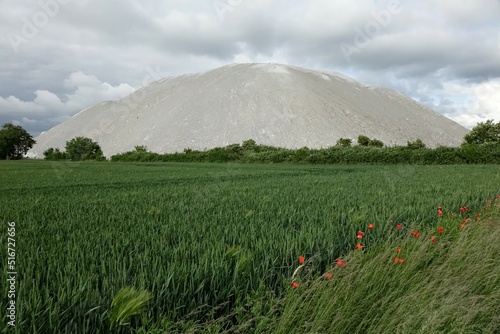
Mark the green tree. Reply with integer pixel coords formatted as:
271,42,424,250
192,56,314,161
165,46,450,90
357,135,370,146
242,139,257,151
65,137,105,161
407,138,426,149
134,145,149,153
462,120,500,146
0,123,36,160
43,147,67,160
369,139,384,148
336,138,352,147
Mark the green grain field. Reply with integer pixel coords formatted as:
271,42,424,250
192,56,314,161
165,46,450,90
1,161,499,333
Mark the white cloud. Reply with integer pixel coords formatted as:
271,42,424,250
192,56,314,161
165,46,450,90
33,90,65,111
62,71,135,110
438,79,500,128
0,95,43,114
0,72,135,134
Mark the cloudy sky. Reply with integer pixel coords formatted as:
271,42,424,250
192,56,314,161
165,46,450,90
1,0,499,136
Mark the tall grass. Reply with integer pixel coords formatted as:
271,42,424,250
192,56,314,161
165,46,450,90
269,200,500,333
110,287,151,330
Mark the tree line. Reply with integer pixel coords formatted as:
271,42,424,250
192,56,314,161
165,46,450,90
1,119,499,163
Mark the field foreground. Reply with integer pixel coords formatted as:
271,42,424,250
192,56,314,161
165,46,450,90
0,161,499,333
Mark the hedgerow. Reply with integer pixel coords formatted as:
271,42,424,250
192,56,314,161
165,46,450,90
110,141,500,164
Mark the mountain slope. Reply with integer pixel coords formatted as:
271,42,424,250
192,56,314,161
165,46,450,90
29,63,469,158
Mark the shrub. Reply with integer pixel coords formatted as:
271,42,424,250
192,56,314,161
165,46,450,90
134,145,149,153
462,119,500,146
65,137,105,161
43,147,67,160
336,138,352,147
242,139,258,151
368,139,384,148
357,135,370,147
407,138,426,149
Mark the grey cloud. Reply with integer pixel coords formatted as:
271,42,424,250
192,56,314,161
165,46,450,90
0,0,499,135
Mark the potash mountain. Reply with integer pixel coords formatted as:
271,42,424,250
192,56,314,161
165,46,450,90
29,63,469,158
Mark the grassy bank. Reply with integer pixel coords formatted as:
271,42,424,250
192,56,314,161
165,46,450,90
149,197,500,333
269,200,500,334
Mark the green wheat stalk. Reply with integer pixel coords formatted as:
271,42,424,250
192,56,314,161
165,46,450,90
109,286,151,330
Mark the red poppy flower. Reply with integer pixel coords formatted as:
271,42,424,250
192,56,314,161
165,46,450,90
437,210,443,217
336,259,347,267
486,199,492,204
357,231,365,237
430,236,437,243
476,213,481,217
298,256,305,264
291,281,299,289
396,224,402,229
355,244,363,250
325,273,333,280
437,227,444,233
411,231,420,238
396,247,401,253
460,223,465,229
394,256,405,264
357,234,363,240
368,224,374,230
